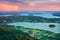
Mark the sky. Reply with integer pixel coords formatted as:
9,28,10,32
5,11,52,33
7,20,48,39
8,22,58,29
0,0,60,12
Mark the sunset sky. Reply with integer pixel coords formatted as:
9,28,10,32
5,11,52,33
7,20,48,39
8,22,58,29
0,0,60,12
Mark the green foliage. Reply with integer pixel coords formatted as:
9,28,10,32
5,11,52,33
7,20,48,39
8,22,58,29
0,26,39,40
0,25,60,40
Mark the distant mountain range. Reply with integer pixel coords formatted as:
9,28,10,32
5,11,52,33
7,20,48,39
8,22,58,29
0,11,60,17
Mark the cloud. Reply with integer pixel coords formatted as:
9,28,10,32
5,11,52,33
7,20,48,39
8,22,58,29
0,0,60,5
0,0,23,3
0,0,60,3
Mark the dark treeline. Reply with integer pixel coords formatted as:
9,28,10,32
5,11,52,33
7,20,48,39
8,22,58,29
0,16,60,23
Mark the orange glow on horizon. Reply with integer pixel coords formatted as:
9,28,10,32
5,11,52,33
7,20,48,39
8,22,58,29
0,2,60,12
21,4,60,11
0,3,19,12
28,3,36,6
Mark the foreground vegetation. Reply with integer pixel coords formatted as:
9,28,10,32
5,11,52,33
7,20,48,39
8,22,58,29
0,25,38,40
0,25,60,40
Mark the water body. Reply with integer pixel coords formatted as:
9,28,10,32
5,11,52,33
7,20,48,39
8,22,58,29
8,22,60,33
33,13,60,18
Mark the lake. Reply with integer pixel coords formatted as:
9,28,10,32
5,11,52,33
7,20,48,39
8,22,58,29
8,22,60,33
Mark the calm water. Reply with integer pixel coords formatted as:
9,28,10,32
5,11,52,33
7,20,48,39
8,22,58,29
33,13,60,18
8,22,60,33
